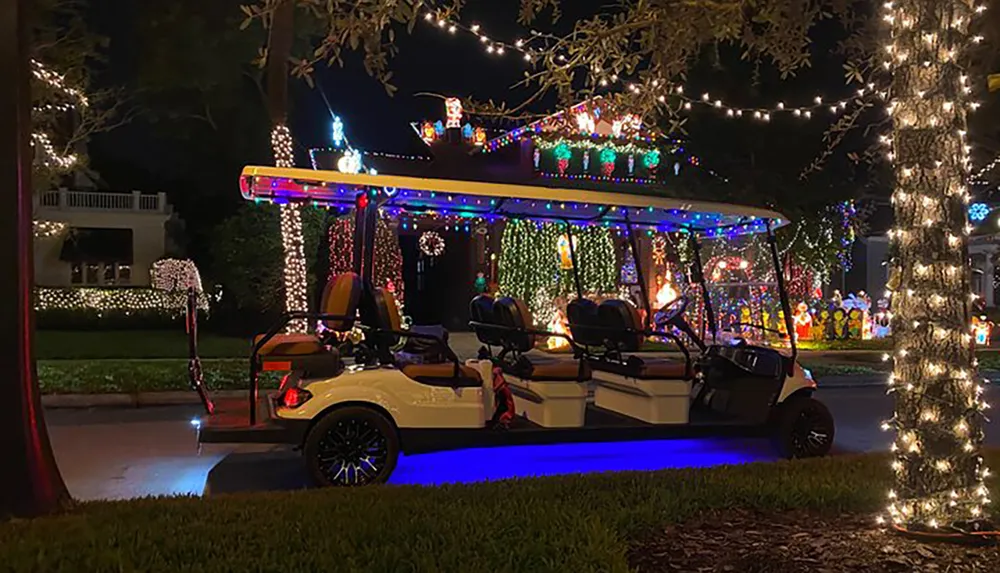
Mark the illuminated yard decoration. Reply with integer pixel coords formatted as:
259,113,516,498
498,220,615,321
553,142,572,175
445,97,463,129
880,0,991,535
968,202,990,223
151,259,203,293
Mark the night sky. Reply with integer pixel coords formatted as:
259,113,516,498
81,0,860,253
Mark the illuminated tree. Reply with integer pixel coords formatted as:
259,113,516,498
329,216,404,302
880,0,989,534
506,0,992,537
30,0,130,238
238,0,462,331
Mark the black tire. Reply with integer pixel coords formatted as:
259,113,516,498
304,406,399,487
773,396,835,459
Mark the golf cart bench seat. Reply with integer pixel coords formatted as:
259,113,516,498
472,295,590,428
254,333,324,356
568,298,692,424
504,355,591,382
370,286,484,389
250,272,361,378
589,356,688,380
401,363,482,388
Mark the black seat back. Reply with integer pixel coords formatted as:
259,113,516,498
567,298,604,347
597,299,645,352
493,296,537,353
469,295,505,347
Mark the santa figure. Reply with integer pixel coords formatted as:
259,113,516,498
792,302,812,341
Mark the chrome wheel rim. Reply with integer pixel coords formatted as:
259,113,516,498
315,418,389,486
790,408,831,457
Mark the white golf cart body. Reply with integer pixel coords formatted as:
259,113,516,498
192,165,828,486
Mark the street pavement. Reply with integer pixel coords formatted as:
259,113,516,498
44,384,1000,501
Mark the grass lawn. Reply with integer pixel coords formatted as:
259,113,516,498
1,452,997,572
36,330,249,360
37,359,280,394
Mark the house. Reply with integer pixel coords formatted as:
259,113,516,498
33,188,174,287
845,201,1000,307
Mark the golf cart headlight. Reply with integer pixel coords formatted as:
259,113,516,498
801,367,813,380
279,387,312,409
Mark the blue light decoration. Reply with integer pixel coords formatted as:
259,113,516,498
969,202,990,223
462,123,473,140
388,439,775,486
331,115,345,147
433,120,445,136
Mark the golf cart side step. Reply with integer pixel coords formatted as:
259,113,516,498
197,395,304,445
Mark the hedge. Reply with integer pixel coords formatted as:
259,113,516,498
0,452,996,572
34,287,208,330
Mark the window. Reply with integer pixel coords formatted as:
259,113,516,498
59,228,134,287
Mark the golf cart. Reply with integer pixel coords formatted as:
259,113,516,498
192,165,834,487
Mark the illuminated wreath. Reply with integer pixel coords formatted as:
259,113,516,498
419,231,445,257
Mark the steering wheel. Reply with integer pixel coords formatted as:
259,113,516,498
654,295,689,328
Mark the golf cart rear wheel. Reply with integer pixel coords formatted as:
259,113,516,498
304,406,399,487
773,396,834,459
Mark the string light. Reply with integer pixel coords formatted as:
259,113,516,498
881,0,990,533
34,287,209,317
271,124,309,333
31,132,78,169
33,220,67,239
30,59,89,107
498,220,616,321
420,9,877,123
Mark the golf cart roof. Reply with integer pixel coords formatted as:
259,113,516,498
240,166,789,235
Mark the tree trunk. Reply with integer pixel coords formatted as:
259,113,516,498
0,0,70,517
266,0,308,332
885,0,989,531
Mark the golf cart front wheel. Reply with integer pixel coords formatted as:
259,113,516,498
773,396,834,459
304,406,399,487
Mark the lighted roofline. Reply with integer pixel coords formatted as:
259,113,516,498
240,165,790,230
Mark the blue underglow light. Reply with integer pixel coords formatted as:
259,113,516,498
388,439,776,486
969,202,990,223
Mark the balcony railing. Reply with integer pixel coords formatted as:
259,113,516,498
36,189,169,214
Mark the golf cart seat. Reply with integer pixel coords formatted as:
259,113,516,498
370,286,482,389
576,298,692,424
252,272,362,377
491,296,590,428
470,294,506,354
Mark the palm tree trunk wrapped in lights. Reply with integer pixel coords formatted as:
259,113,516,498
266,1,309,333
881,0,992,533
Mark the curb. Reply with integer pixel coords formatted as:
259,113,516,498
42,390,248,409
817,371,1000,390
